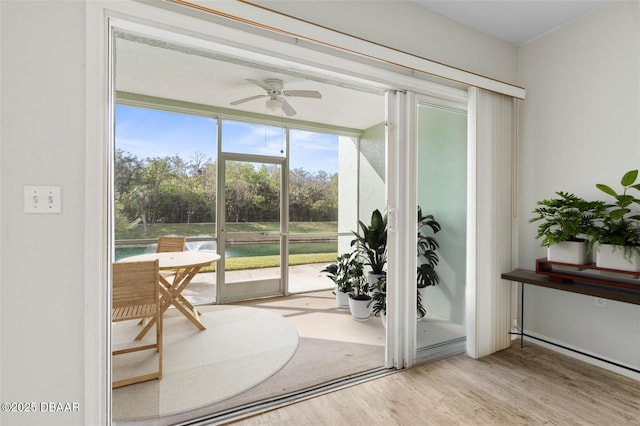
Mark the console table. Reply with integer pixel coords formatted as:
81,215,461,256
501,266,640,374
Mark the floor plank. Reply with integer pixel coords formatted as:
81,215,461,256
229,342,640,425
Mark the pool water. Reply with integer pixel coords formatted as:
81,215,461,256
115,241,336,261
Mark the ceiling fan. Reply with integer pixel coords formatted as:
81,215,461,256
230,78,322,117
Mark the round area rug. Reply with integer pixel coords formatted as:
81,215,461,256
112,305,299,421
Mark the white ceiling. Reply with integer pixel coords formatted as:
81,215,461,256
116,2,609,130
115,34,386,131
414,0,611,45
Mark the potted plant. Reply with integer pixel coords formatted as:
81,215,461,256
589,170,640,272
345,253,371,321
352,209,387,293
416,207,441,320
321,251,360,308
529,191,605,265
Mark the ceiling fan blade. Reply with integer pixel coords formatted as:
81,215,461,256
283,90,322,99
230,94,267,106
246,78,274,92
281,99,297,116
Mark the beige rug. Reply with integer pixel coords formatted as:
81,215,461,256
112,305,299,421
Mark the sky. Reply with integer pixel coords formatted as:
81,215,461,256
115,104,339,174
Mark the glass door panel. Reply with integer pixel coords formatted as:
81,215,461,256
288,129,340,293
416,99,468,355
220,157,283,302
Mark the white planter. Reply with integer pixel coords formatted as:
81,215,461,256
348,296,372,321
596,244,640,273
335,289,350,308
379,311,387,328
367,272,385,295
547,241,591,265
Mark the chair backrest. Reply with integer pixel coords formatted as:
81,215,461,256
156,236,186,253
112,260,159,310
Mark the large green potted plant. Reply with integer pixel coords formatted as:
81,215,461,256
370,208,440,324
529,191,604,265
589,170,640,272
352,209,387,293
416,207,441,320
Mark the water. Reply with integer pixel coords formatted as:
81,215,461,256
115,240,336,261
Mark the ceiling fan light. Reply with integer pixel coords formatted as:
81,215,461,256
265,98,282,111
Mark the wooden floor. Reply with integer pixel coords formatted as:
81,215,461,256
229,341,640,425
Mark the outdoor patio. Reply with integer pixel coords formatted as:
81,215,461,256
181,263,334,305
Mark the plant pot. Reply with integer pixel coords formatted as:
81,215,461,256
379,311,387,328
595,244,640,275
547,240,591,265
335,289,350,308
367,272,385,295
348,295,372,321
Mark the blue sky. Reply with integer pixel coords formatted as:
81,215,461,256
115,105,339,174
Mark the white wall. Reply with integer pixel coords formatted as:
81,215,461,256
359,123,386,222
0,1,520,424
517,1,640,375
1,1,87,425
338,136,359,253
252,0,518,85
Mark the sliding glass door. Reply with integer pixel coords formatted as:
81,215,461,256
415,97,468,359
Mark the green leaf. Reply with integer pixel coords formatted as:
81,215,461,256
370,209,383,230
609,208,630,221
617,194,634,207
596,184,618,198
621,170,638,186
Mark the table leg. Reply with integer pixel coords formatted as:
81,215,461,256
520,282,524,348
134,266,207,340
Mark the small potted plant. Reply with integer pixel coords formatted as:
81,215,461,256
588,170,640,272
529,191,605,265
321,252,357,308
345,253,371,321
351,209,387,293
416,207,441,320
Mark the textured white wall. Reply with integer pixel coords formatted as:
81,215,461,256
1,1,87,425
517,1,640,375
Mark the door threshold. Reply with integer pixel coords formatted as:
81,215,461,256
179,367,394,426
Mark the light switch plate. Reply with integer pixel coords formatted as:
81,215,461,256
24,185,62,214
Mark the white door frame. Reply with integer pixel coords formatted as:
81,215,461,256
217,152,288,303
86,2,521,423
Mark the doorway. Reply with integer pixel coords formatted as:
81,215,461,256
106,13,480,423
219,154,286,302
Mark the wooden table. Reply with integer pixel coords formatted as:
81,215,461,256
117,251,220,339
502,268,640,374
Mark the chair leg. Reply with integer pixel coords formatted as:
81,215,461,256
157,309,163,379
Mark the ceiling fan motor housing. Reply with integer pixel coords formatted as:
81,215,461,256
264,78,284,95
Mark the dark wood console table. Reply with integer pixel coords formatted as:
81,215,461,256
501,267,640,374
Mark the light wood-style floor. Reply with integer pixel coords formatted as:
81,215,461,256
229,341,640,425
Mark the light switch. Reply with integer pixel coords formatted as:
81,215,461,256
24,185,62,214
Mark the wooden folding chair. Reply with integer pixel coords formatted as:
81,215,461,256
156,236,187,283
156,236,186,253
112,260,162,388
